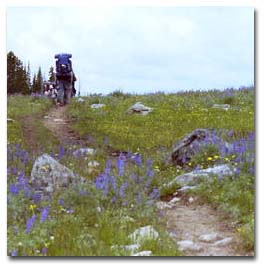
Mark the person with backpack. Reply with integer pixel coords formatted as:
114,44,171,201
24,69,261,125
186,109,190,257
54,53,77,105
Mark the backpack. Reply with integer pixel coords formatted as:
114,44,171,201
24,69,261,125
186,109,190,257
55,53,73,80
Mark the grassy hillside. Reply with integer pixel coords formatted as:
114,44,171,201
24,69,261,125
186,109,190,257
7,87,255,256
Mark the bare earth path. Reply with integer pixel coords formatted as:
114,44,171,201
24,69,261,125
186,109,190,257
164,192,251,256
42,105,85,145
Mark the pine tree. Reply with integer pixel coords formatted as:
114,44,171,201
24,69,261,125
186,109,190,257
7,51,17,94
48,66,56,82
36,67,43,93
26,61,31,92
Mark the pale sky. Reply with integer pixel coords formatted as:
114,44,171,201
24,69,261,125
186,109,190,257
7,7,254,95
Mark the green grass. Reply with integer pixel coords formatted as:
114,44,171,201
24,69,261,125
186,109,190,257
7,87,255,256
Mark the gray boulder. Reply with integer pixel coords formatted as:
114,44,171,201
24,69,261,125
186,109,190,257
129,225,159,244
31,154,85,193
171,129,232,166
73,148,95,157
126,102,153,115
166,164,233,188
90,103,105,109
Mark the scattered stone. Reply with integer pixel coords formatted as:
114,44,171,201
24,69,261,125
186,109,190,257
171,129,232,166
90,103,106,109
156,201,172,210
212,104,231,111
169,197,181,204
129,225,159,244
199,233,221,243
7,118,15,122
87,161,100,168
111,244,140,255
53,118,65,122
178,185,197,192
73,148,95,157
77,97,85,103
126,102,153,115
177,240,203,252
43,115,50,119
188,197,194,204
167,164,233,188
213,237,233,246
30,154,85,193
132,250,152,256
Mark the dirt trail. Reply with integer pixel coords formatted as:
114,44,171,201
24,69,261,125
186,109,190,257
42,105,85,145
164,193,250,256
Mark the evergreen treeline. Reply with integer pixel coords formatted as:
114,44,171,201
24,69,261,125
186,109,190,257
7,51,55,95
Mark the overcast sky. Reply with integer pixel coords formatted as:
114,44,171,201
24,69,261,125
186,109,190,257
7,7,254,95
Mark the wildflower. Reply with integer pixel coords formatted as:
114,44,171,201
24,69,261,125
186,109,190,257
41,247,47,255
18,242,23,247
137,194,142,204
50,236,55,241
58,146,65,159
214,155,219,159
149,187,160,200
29,204,37,214
207,157,213,161
11,250,18,256
133,154,142,166
117,154,125,176
40,207,49,223
58,198,64,206
119,182,129,198
26,214,36,234
10,184,19,195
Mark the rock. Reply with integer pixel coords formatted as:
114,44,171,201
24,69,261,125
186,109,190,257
177,240,203,252
132,250,152,256
129,225,159,244
167,164,233,188
73,148,95,157
77,97,85,103
199,233,221,243
178,185,197,192
90,103,105,109
88,161,100,167
169,197,181,205
7,118,15,122
43,115,50,119
126,102,153,115
111,244,140,255
213,237,233,246
53,118,65,122
156,201,172,210
30,154,85,193
188,197,194,203
171,129,232,166
212,104,231,111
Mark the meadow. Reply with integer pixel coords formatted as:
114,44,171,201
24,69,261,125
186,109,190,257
7,87,255,256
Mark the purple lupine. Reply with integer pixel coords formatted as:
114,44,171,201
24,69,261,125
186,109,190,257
26,215,36,234
132,154,142,166
10,184,19,195
32,193,42,203
117,155,125,176
149,187,160,200
249,166,255,175
58,198,64,206
40,207,49,223
119,182,129,197
137,194,142,204
80,190,87,196
104,160,112,174
109,175,117,191
58,146,65,159
41,247,47,255
11,250,18,256
146,159,154,178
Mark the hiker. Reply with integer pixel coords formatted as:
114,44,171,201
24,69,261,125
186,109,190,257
55,53,77,105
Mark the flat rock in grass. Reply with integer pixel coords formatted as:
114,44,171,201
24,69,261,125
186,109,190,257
178,185,197,192
126,102,153,115
77,97,85,103
156,201,173,210
90,103,105,109
167,164,233,188
31,154,85,193
129,225,159,244
212,104,231,111
7,118,15,122
177,240,203,252
73,148,95,157
111,244,140,255
171,128,232,166
199,233,222,243
132,250,152,256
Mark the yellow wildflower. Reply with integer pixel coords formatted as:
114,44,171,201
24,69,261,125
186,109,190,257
207,157,213,161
